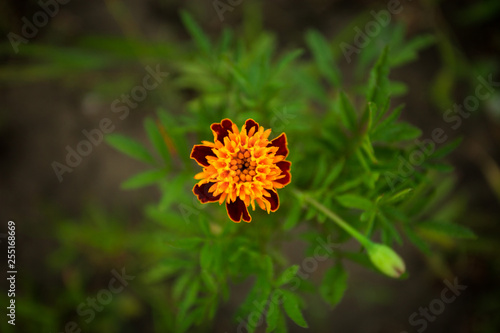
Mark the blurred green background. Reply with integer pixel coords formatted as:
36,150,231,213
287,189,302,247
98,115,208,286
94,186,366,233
0,0,499,332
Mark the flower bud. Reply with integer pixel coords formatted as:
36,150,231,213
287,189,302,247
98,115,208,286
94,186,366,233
367,243,406,278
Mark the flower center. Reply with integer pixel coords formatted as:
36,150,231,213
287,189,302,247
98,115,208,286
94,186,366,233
229,149,256,183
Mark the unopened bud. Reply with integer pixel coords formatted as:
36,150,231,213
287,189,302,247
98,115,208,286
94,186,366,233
367,243,406,278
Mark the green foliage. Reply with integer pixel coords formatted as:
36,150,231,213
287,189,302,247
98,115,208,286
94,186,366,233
106,134,156,165
281,290,308,328
100,11,476,332
320,263,348,307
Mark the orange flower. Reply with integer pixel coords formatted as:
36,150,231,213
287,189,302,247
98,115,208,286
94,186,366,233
190,119,291,223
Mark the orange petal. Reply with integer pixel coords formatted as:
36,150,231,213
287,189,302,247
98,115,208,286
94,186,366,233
218,192,228,205
255,198,267,211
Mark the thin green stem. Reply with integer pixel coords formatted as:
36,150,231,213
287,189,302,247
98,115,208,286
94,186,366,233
293,189,406,278
293,189,374,249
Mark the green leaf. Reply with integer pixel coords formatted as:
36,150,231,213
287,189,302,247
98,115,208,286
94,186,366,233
275,49,304,76
364,210,377,239
377,212,403,245
334,177,364,194
312,155,329,188
337,91,357,131
265,300,280,333
178,278,200,320
362,101,376,133
180,11,211,55
283,202,302,230
144,118,170,164
336,194,373,211
371,122,422,142
367,46,390,110
264,255,274,281
224,60,249,88
293,67,328,104
266,301,287,333
412,176,456,219
274,310,288,333
143,259,191,283
106,134,156,164
201,269,217,293
389,80,408,96
373,104,403,132
217,28,233,53
176,307,200,333
156,108,190,162
320,262,348,307
121,169,166,189
239,276,272,333
305,205,318,220
321,158,345,190
362,137,378,164
173,272,194,300
403,224,431,255
197,215,212,237
281,290,308,328
305,29,341,86
417,221,477,239
390,35,435,67
200,242,213,270
356,147,371,173
275,265,299,287
384,188,413,204
430,137,462,159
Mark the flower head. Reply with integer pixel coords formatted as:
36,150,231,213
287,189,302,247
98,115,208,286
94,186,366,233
190,119,291,223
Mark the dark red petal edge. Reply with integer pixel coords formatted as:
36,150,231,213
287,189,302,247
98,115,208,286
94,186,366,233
193,182,221,203
226,198,252,223
190,145,216,167
276,160,292,186
263,189,280,212
244,119,259,134
268,133,288,158
211,119,234,142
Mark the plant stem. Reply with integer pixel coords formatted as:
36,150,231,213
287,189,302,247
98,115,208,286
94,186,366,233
293,189,374,249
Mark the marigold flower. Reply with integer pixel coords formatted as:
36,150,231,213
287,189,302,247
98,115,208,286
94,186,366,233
190,119,291,223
